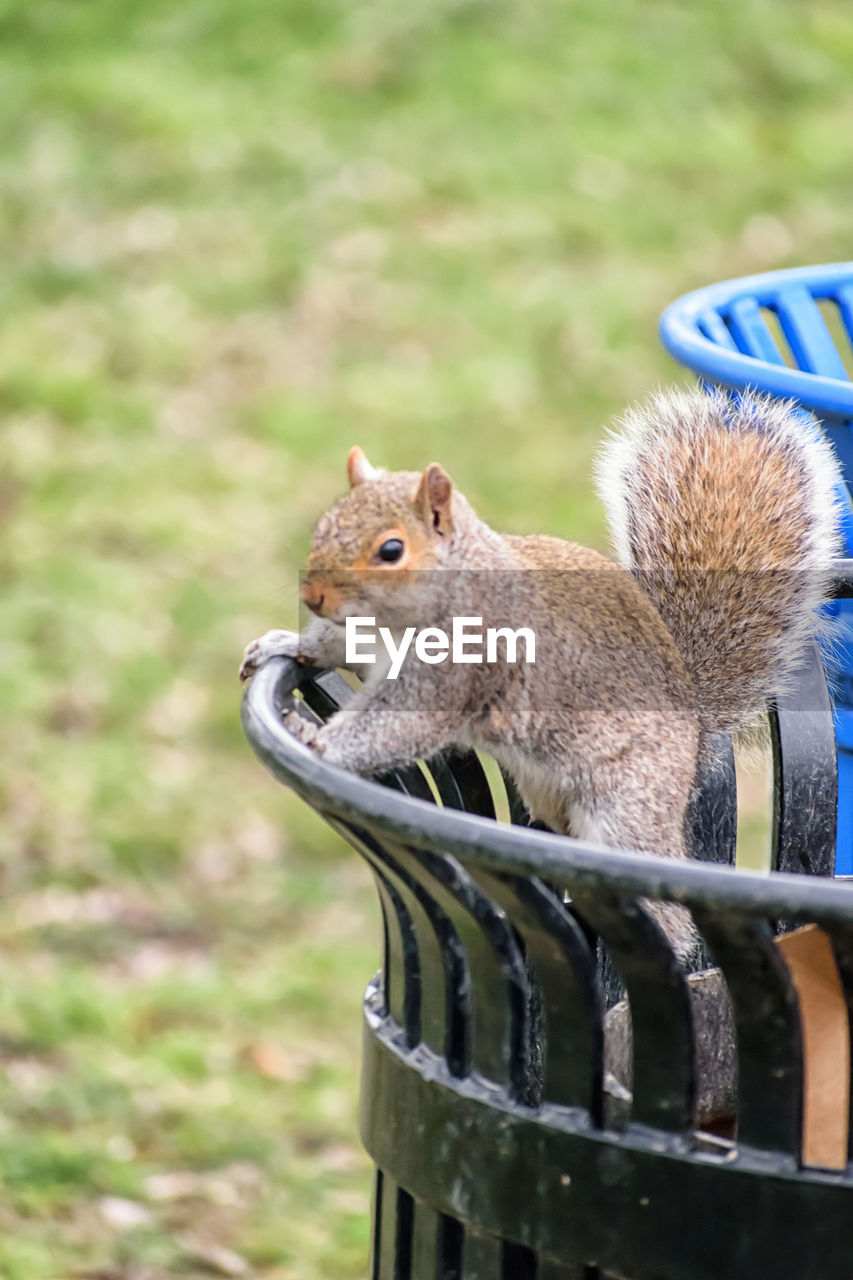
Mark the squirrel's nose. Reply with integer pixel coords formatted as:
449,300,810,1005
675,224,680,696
301,580,326,615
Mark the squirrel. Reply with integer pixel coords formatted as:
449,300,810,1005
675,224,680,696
241,386,842,958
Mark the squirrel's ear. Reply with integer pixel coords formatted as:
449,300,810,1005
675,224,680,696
415,463,453,536
347,446,378,488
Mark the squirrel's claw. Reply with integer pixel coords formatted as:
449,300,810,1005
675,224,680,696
282,709,321,751
240,629,301,683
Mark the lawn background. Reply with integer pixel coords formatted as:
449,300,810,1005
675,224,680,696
2,2,852,1276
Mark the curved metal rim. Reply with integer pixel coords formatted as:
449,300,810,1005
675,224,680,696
242,657,853,923
660,262,853,417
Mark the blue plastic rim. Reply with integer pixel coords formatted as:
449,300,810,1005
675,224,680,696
660,263,853,876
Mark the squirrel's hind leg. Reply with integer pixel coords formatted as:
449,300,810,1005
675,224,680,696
570,772,698,962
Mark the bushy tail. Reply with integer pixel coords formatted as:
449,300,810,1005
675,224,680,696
596,387,843,734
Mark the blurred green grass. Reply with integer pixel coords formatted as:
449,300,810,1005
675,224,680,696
2,0,851,1274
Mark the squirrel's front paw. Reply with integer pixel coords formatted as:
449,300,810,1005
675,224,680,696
282,709,322,751
240,629,302,683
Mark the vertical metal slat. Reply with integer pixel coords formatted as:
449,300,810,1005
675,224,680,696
693,910,803,1157
725,297,786,365
567,889,695,1133
774,285,850,379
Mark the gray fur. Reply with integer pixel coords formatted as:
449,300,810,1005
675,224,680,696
243,390,842,961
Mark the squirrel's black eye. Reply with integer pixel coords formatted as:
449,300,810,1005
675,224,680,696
377,538,405,563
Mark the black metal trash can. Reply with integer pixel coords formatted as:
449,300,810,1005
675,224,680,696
242,630,853,1280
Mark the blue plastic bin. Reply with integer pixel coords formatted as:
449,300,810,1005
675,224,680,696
660,263,853,875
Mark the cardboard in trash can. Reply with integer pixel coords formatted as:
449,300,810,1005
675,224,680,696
775,924,850,1171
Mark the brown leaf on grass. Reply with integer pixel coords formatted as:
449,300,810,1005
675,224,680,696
145,1162,263,1207
97,1196,154,1230
144,1170,203,1202
204,1161,264,1207
176,1233,250,1277
74,1267,162,1280
13,886,158,930
47,685,103,737
4,1057,55,1093
318,1143,364,1174
243,1041,310,1082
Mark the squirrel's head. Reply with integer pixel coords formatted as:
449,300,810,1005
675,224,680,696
301,447,460,626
